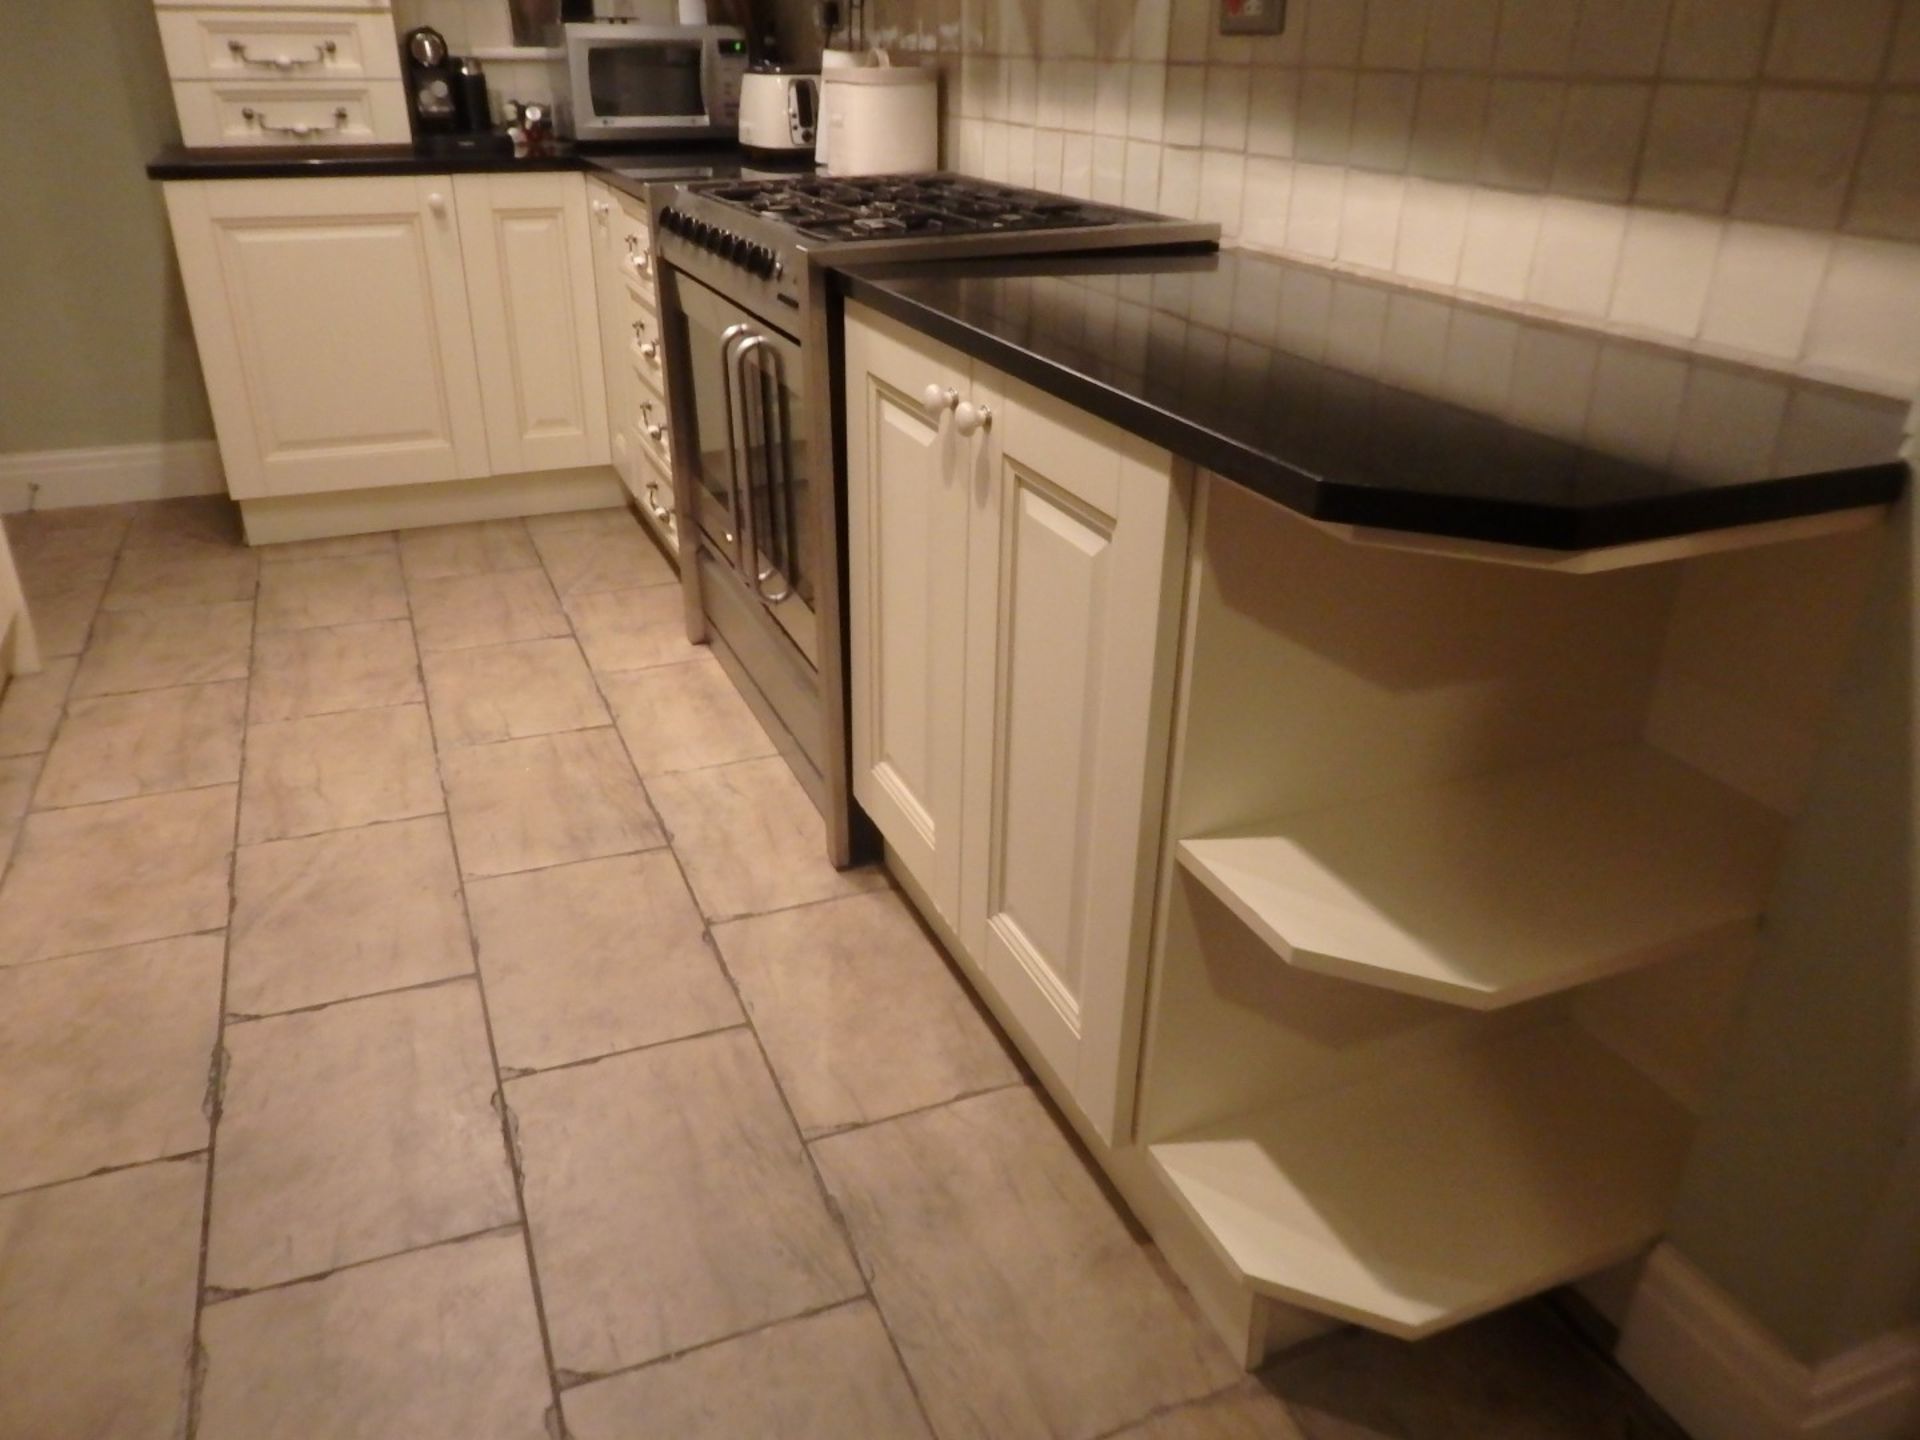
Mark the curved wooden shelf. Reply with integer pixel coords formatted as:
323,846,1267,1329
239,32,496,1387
1147,1023,1692,1338
1175,746,1779,1010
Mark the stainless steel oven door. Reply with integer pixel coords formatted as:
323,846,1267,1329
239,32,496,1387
670,273,818,666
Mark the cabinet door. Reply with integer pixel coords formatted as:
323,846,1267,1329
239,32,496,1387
845,305,972,927
454,172,611,475
164,176,488,499
960,371,1189,1141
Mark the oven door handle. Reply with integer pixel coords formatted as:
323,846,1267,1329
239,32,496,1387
718,321,755,568
733,334,790,605
746,340,796,606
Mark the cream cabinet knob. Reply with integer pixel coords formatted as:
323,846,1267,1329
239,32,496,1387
954,400,993,436
922,383,958,414
427,192,447,215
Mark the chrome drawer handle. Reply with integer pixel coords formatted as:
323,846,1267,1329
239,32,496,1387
230,39,336,71
644,481,672,524
242,105,349,137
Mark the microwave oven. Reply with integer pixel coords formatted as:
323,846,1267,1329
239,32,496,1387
556,23,747,142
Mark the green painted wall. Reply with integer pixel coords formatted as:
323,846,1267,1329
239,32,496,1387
1667,479,1919,1363
0,0,213,454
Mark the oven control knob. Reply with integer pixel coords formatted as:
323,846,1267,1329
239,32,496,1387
755,247,778,278
729,234,750,263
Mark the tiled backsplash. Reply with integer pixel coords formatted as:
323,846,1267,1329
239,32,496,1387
869,0,1920,397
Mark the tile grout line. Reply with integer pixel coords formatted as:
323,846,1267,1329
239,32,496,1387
401,533,574,1440
0,1146,211,1205
200,1221,528,1309
181,503,261,1440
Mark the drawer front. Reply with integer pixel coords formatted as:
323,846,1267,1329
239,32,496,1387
634,447,679,547
158,10,400,81
628,307,667,392
633,377,672,472
173,78,411,146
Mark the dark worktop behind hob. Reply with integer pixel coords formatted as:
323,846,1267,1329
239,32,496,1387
146,140,812,207
839,251,1912,552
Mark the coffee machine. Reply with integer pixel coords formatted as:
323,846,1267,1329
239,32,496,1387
403,27,460,136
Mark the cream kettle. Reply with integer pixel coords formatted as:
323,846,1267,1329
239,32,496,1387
738,66,819,158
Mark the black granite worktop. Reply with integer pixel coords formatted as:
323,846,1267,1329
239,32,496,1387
147,140,805,205
840,252,1911,551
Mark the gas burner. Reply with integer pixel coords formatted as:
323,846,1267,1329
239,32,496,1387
693,173,1144,243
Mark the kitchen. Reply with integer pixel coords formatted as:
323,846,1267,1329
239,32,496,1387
1,0,1916,1437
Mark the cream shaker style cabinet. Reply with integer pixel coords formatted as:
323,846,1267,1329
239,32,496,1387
165,172,608,501
845,302,1191,1142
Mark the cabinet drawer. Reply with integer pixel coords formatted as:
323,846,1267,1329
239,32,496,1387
633,382,672,471
173,78,411,146
158,10,400,82
627,308,667,389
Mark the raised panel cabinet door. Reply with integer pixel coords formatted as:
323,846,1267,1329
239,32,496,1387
163,176,488,499
846,304,972,928
960,370,1190,1142
454,172,611,475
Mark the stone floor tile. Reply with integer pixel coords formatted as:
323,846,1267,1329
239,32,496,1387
230,816,472,1017
410,567,570,653
399,518,539,582
532,525,673,597
716,890,1020,1137
648,756,887,921
1262,1302,1684,1440
3,504,132,564
523,506,640,537
72,600,252,697
0,656,76,756
256,531,398,562
15,548,113,600
249,618,423,724
123,494,244,550
564,584,699,674
510,1029,862,1375
198,1230,552,1440
467,850,741,1074
602,655,774,776
0,935,223,1192
0,1157,204,1440
208,981,518,1291
442,727,661,878
423,637,609,749
256,552,409,632
35,679,246,809
811,1086,1238,1440
240,703,442,843
1111,1382,1310,1439
21,581,107,658
563,1301,931,1440
102,537,257,611
0,754,35,871
0,785,236,966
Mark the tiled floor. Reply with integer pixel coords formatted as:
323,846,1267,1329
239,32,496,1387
0,498,1686,1439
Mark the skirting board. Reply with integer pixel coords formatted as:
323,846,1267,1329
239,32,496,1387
1618,1244,1920,1440
0,441,225,514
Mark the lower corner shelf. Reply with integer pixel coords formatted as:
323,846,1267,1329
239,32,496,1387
1146,1022,1692,1339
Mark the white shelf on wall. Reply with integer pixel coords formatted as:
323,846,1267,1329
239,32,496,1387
1146,1022,1693,1338
1174,745,1780,1011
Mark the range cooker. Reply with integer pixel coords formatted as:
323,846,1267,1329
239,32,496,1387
652,173,1217,865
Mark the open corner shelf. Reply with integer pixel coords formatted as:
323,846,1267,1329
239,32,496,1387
1146,1022,1693,1338
1175,745,1780,1011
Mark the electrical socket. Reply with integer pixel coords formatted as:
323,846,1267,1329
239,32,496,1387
1219,0,1286,35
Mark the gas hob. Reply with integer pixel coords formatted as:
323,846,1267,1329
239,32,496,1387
697,175,1144,242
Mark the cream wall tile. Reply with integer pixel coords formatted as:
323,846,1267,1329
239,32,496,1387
1124,139,1164,208
1033,127,1067,188
1609,208,1724,340
1338,172,1408,270
1035,59,1069,128
1847,95,1920,242
1305,0,1367,64
1203,65,1254,150
1062,131,1096,195
1410,74,1490,181
1168,0,1209,62
1493,0,1579,73
1007,57,1038,125
1041,0,1097,58
1241,157,1295,249
1163,65,1206,146
1803,238,1920,392
1128,62,1167,140
1457,187,1544,301
1285,162,1346,257
1158,144,1203,214
1636,83,1750,212
1351,72,1419,171
1131,0,1172,61
1363,0,1431,70
1247,69,1301,155
1663,0,1773,80
1701,223,1835,361
1198,149,1248,233
1766,0,1898,83
1092,135,1127,201
1478,78,1563,190
1570,0,1670,76
1424,0,1503,69
1527,197,1628,318
1394,177,1471,284
1295,68,1357,164
1734,90,1872,230
1007,126,1039,185
1096,0,1135,60
1058,59,1098,131
1095,62,1130,136
1552,82,1650,202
